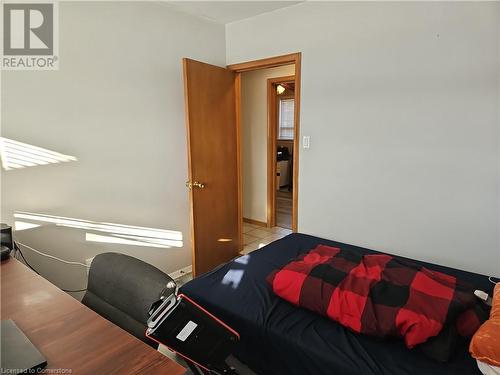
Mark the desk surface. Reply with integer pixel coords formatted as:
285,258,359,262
1,257,185,375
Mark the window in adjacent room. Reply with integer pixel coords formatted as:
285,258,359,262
278,98,295,140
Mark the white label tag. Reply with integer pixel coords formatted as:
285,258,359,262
176,321,197,342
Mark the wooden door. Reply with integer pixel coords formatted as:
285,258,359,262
183,58,241,276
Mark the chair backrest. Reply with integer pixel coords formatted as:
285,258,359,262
82,252,176,347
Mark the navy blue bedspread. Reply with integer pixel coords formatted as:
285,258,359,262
180,233,493,375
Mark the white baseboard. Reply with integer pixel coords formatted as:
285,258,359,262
168,265,192,281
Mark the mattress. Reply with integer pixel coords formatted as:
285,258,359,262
179,233,493,375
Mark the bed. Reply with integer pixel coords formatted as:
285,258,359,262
179,233,493,375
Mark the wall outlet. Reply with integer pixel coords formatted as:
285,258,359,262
169,265,192,281
85,257,94,276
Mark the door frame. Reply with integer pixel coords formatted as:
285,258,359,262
227,52,302,236
267,75,295,228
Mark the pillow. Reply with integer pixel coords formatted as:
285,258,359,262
470,283,500,367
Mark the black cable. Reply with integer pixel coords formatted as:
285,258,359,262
13,241,87,293
14,242,39,275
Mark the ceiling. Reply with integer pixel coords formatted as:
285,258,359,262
165,1,303,24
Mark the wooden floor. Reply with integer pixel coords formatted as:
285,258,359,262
276,189,292,229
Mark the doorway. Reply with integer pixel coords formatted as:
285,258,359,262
228,53,301,236
238,68,297,253
268,76,295,230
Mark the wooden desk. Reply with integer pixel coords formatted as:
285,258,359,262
1,257,185,375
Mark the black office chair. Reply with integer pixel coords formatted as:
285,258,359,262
82,252,176,348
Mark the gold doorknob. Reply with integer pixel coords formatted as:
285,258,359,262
192,181,205,189
185,181,205,189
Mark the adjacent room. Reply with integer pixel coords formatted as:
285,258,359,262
1,1,499,375
241,64,296,254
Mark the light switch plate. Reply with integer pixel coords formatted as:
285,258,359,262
303,136,310,149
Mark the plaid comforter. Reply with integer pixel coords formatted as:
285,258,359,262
267,244,480,348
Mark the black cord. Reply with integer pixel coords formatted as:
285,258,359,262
14,242,39,275
13,241,87,293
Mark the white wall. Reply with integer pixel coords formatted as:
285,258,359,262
1,2,226,297
241,65,295,223
227,2,500,276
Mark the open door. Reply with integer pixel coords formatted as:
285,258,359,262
183,58,241,276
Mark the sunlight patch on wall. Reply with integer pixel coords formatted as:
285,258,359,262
13,212,183,248
85,233,180,248
0,137,77,170
14,221,41,231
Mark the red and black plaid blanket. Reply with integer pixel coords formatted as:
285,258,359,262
267,244,482,348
